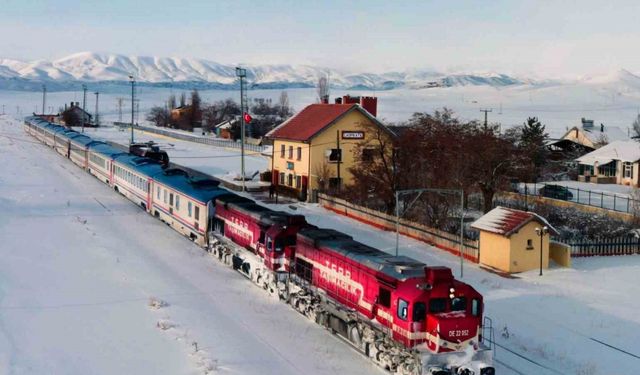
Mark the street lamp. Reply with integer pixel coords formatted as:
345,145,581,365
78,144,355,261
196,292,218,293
129,75,135,144
534,226,549,276
235,67,247,192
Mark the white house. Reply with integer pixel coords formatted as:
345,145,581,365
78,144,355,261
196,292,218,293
561,118,630,149
576,140,640,185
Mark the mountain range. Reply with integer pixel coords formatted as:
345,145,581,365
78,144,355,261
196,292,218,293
0,52,539,91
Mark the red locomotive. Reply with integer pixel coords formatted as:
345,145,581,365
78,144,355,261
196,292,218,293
210,198,494,375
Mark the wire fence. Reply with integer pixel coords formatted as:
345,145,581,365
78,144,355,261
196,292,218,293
111,122,268,153
513,182,638,214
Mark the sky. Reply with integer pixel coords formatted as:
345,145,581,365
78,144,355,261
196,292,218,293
2,0,640,78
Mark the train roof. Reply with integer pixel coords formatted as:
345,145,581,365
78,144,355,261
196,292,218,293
215,194,303,226
68,134,95,146
153,168,231,203
89,142,126,158
114,154,166,176
298,228,426,281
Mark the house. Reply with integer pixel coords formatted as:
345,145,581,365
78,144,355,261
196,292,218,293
170,105,201,131
471,206,559,273
265,96,395,200
214,119,236,139
61,102,92,127
561,118,629,149
575,140,640,185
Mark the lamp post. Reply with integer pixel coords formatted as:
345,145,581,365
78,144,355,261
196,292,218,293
128,75,135,144
41,84,46,115
535,226,549,276
235,67,247,192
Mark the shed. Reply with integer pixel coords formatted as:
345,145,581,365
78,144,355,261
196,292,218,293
471,206,558,273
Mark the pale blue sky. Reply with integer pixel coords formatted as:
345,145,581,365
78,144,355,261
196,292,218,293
2,0,640,77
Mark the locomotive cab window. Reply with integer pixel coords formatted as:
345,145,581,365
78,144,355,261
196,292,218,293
413,302,426,322
397,299,409,321
429,298,446,313
471,299,480,317
266,236,273,251
451,297,467,311
274,238,284,252
378,287,391,308
258,231,266,245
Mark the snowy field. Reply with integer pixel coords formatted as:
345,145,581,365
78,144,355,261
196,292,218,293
3,74,640,133
2,114,640,375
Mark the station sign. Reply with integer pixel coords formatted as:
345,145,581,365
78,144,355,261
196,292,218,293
341,131,365,140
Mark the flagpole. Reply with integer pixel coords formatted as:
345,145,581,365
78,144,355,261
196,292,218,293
236,67,246,192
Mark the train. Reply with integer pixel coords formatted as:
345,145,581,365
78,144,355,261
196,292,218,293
23,116,495,375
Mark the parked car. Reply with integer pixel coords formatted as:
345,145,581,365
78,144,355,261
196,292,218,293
539,184,574,200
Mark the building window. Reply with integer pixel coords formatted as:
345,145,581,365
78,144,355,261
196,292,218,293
280,144,285,158
286,161,294,170
279,172,285,185
296,147,302,160
527,239,533,250
361,148,375,162
288,146,293,159
598,161,616,177
326,148,342,163
296,175,301,188
624,162,633,179
288,173,293,186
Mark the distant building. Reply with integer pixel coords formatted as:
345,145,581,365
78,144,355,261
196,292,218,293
471,206,559,273
266,96,395,200
170,105,202,131
561,118,629,149
576,140,640,185
61,102,92,127
214,118,236,139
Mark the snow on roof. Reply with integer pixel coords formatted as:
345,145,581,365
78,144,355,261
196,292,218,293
576,140,640,165
471,206,558,237
563,125,630,144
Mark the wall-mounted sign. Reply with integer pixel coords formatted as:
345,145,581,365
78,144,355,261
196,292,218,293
342,131,365,140
286,162,294,170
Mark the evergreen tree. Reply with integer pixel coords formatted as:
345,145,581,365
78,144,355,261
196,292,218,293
520,117,549,181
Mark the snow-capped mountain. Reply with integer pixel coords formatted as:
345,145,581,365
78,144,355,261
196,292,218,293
0,52,536,90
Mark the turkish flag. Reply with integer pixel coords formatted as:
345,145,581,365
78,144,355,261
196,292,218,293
243,112,252,123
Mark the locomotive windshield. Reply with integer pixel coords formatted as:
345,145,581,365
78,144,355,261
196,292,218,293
451,297,466,311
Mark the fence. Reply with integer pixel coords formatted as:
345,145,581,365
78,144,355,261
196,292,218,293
514,182,638,214
555,236,640,257
112,122,267,153
317,193,480,262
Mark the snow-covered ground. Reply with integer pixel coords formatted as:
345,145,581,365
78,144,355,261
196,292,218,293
3,114,640,375
0,115,380,375
77,125,269,181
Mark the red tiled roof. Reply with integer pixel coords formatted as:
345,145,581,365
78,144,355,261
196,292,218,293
470,206,558,237
266,104,357,141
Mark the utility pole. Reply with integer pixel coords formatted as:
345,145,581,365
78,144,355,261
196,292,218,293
236,67,247,192
81,84,87,132
2,104,5,115
129,75,135,144
480,108,492,129
94,91,100,126
116,97,125,122
41,84,47,115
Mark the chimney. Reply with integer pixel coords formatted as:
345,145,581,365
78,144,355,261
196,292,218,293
600,123,604,132
359,96,378,117
334,97,343,104
70,102,74,108
321,95,329,104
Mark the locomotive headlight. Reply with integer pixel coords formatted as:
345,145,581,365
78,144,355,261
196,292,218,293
449,287,455,293
449,293,455,299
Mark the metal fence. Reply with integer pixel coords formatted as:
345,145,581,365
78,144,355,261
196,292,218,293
112,122,267,153
514,182,638,214
555,236,640,257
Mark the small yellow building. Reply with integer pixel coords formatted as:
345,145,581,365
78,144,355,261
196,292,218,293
471,206,559,273
266,99,395,200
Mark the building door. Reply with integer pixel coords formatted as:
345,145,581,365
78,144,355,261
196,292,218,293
273,169,279,185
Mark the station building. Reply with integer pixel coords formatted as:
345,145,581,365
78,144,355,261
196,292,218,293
266,96,395,200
